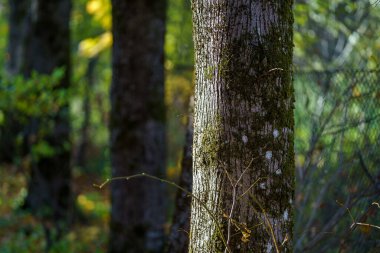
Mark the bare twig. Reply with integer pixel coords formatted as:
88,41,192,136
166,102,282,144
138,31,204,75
357,150,377,186
248,193,280,253
337,200,380,231
94,173,231,253
352,222,380,231
224,158,254,253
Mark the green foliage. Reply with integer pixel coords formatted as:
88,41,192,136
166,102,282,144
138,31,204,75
294,0,380,69
0,2,7,68
31,141,56,158
0,169,109,253
165,0,194,71
294,70,380,251
0,68,66,117
0,68,70,162
164,0,194,172
68,0,112,174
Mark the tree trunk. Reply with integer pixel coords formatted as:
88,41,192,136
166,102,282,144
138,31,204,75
166,99,193,253
6,0,29,76
0,0,30,163
75,57,98,169
189,1,294,252
109,1,167,252
8,0,73,230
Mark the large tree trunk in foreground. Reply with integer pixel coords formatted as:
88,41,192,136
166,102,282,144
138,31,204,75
8,0,73,229
166,99,193,253
189,1,294,252
109,1,167,252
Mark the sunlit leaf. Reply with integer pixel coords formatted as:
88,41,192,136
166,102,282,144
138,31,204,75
86,0,102,14
79,32,112,58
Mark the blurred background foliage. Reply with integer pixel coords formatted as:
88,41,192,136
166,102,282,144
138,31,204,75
294,70,380,252
0,0,379,252
294,0,380,69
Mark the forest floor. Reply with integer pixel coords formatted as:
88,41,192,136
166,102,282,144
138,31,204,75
0,167,109,253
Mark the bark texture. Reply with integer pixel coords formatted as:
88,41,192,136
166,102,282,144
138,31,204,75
190,1,294,252
8,0,73,227
109,1,167,252
166,99,193,253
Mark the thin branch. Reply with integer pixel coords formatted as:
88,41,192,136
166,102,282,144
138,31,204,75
224,158,254,253
238,177,268,200
94,173,231,253
338,199,380,231
357,150,377,186
353,222,380,231
248,193,280,253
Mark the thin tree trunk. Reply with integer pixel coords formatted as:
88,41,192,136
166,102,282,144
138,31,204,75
166,98,193,253
189,1,294,252
18,0,73,231
75,57,98,169
109,1,167,252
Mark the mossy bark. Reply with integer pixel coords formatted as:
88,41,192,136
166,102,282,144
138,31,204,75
8,0,73,230
189,1,294,252
109,1,167,252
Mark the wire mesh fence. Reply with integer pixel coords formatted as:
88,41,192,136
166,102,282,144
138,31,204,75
294,69,380,252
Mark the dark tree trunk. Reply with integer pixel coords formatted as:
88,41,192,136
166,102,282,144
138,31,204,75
10,0,73,231
0,0,30,163
189,1,294,252
109,1,167,252
6,0,29,76
166,99,193,253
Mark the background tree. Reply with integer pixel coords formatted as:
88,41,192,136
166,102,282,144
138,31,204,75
0,0,29,162
189,1,294,252
5,0,73,236
109,0,167,252
74,56,98,169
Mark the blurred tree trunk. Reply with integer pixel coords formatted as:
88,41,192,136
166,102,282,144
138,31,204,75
75,57,98,169
166,98,193,253
109,1,167,252
189,1,294,252
0,0,30,163
6,0,29,76
7,0,73,232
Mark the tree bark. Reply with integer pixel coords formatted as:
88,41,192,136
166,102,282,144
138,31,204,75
189,1,294,252
166,99,193,253
6,0,73,230
109,1,167,252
